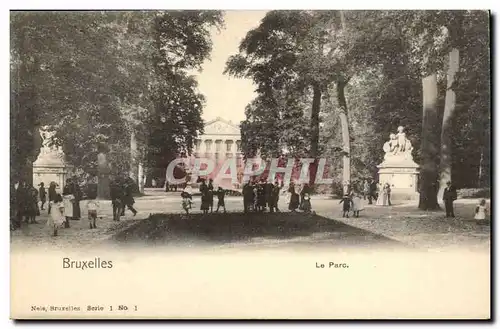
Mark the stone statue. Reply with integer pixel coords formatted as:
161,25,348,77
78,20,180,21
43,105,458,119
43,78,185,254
383,126,413,161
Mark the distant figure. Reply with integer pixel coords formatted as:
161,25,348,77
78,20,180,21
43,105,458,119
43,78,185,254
87,198,100,229
15,181,28,228
122,177,138,216
363,180,370,201
351,192,364,218
339,194,353,218
256,181,266,212
208,179,215,213
443,181,457,218
288,182,299,212
181,185,193,214
215,187,226,213
385,183,392,206
47,194,65,236
474,199,488,222
71,177,82,220
300,183,311,210
62,179,74,228
376,183,388,206
269,180,281,213
38,182,47,210
199,179,210,214
243,181,254,213
369,180,378,204
110,177,123,221
343,181,351,195
47,182,58,215
25,185,39,224
301,193,312,213
152,179,157,188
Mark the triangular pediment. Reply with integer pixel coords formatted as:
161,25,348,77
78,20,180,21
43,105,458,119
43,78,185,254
203,118,240,136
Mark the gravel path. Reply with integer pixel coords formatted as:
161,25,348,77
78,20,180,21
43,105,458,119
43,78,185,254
10,194,490,252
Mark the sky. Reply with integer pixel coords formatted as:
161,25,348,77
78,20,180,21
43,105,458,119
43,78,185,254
193,11,268,124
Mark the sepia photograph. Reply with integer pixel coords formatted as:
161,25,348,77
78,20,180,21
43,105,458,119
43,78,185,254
9,9,491,319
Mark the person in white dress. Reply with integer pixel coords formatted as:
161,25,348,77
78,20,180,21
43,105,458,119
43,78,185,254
351,192,364,217
474,199,488,221
376,183,388,206
46,194,65,236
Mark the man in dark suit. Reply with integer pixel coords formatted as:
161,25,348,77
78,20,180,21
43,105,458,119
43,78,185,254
443,181,457,217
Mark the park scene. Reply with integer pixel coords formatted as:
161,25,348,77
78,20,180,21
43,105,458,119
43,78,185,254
10,10,490,253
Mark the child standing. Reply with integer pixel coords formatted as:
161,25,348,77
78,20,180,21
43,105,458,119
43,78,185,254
87,198,100,229
47,194,65,236
181,185,193,214
474,199,488,222
351,192,364,218
215,187,226,213
339,194,353,218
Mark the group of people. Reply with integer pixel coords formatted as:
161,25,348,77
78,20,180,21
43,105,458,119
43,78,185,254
12,181,43,229
12,177,85,235
242,179,283,213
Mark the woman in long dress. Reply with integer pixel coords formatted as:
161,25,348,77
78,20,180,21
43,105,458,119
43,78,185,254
199,180,210,214
376,183,388,206
288,183,300,212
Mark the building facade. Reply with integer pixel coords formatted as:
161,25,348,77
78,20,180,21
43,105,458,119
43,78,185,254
190,117,245,190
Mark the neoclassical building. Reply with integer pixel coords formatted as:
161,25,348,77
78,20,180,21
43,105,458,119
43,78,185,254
194,117,242,158
190,117,245,189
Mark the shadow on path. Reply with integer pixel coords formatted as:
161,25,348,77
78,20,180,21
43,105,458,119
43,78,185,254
112,212,408,249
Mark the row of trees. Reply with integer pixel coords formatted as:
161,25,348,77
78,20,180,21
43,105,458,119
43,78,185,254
225,10,490,209
11,11,223,197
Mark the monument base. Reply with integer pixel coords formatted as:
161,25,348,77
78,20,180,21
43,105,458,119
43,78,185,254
377,158,420,201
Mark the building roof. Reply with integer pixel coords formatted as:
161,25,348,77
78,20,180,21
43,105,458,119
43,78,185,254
202,117,241,136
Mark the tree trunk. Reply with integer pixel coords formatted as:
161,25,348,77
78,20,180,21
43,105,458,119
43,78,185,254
97,152,110,199
130,130,139,182
478,146,484,188
438,48,459,200
418,74,440,210
138,162,145,194
337,79,351,186
308,83,322,185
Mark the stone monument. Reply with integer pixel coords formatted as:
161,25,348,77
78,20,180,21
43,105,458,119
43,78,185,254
33,130,73,192
377,126,419,200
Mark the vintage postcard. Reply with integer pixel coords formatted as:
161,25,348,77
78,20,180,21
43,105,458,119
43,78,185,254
10,9,491,319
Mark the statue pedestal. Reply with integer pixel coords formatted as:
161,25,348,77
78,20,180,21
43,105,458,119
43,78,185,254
377,156,420,201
